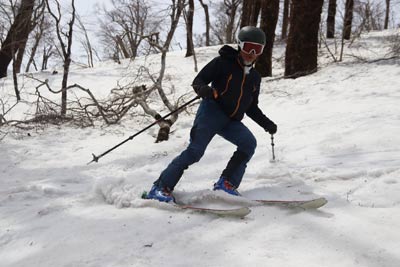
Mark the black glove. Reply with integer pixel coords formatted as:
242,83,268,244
265,122,277,135
197,85,214,99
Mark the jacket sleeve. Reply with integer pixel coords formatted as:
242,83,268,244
191,57,221,94
246,80,275,129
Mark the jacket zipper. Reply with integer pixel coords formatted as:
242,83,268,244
230,62,246,118
221,74,232,96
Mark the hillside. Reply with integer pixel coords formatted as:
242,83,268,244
1,30,400,267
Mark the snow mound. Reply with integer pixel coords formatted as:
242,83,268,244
348,169,400,208
94,177,143,208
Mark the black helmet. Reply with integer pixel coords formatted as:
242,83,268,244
238,26,266,45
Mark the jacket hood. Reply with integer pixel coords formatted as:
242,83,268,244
218,45,239,59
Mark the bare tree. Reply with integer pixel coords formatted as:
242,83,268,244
0,0,35,81
13,1,46,74
240,0,261,28
0,0,36,102
0,1,18,45
384,0,390,29
249,0,261,26
285,0,324,78
31,16,56,72
327,0,337,38
76,15,94,67
134,0,187,142
25,4,50,72
99,0,150,61
354,0,385,33
185,0,194,57
41,43,54,70
46,0,76,116
281,0,290,40
198,0,210,46
211,0,241,44
343,0,354,40
210,3,227,44
224,0,241,43
240,0,251,28
255,0,279,77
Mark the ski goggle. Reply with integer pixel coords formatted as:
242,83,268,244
239,41,264,55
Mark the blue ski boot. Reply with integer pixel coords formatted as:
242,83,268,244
146,184,175,203
213,177,240,196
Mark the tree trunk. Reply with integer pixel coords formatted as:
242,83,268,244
26,30,42,72
384,0,390,29
74,15,94,67
61,57,71,115
284,0,324,78
14,40,28,73
343,0,354,40
198,0,210,46
327,0,336,38
116,35,130,58
46,0,76,116
12,50,20,100
241,0,260,28
281,0,290,40
41,45,53,70
250,0,261,26
152,0,185,142
225,1,240,44
240,0,251,28
255,0,279,77
62,3,75,116
0,0,35,78
185,0,194,57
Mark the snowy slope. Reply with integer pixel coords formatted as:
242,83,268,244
1,30,400,267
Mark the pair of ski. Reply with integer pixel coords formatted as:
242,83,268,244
141,191,328,218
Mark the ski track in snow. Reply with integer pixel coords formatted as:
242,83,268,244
1,30,400,267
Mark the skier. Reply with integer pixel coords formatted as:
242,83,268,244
146,26,277,202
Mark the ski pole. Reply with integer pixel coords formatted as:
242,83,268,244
88,96,200,164
270,134,276,162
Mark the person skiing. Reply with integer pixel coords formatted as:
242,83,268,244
146,26,277,202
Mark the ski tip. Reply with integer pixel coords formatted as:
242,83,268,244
321,197,328,206
315,197,328,205
301,197,328,209
141,191,148,199
239,207,252,217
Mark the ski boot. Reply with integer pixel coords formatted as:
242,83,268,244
146,184,175,203
213,177,240,196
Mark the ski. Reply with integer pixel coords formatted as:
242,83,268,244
252,197,328,210
141,191,251,217
141,190,326,216
176,205,251,217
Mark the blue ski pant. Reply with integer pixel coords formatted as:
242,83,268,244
156,99,257,190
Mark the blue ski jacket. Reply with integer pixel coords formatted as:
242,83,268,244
192,45,275,130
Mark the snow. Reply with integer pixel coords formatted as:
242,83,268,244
1,30,400,266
